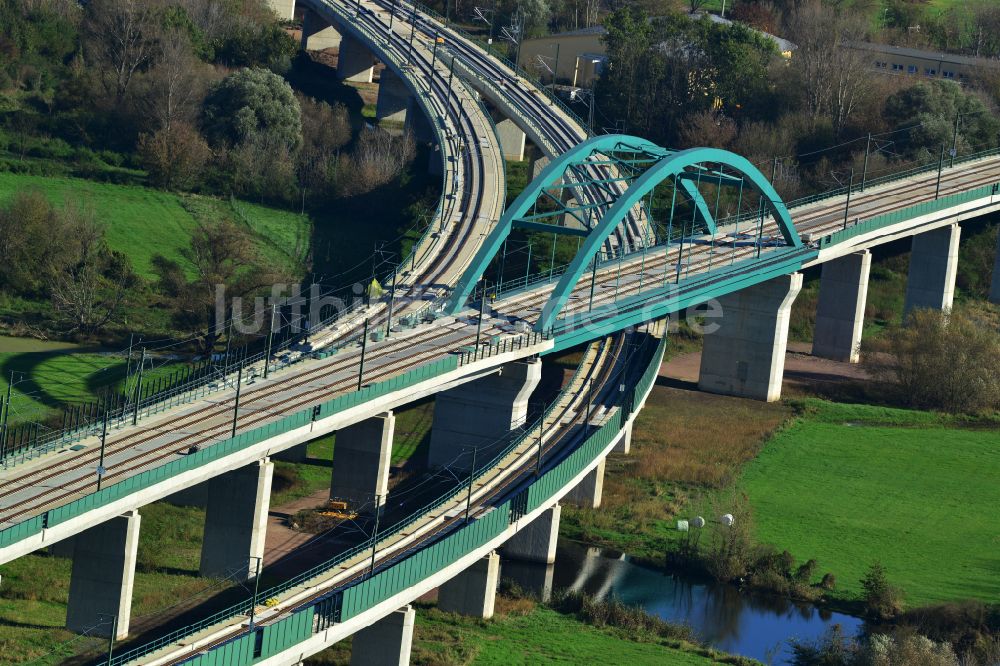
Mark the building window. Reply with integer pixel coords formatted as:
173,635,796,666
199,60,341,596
892,63,904,71
943,70,955,79
924,68,937,76
907,65,917,74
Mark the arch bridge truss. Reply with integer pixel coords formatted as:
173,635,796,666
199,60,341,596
447,135,811,348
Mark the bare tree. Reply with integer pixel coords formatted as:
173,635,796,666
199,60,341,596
136,29,216,132
337,129,416,197
787,1,872,136
83,0,162,102
137,122,213,190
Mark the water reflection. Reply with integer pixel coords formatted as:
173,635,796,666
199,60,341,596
504,540,864,665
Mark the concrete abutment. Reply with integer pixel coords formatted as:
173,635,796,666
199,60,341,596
330,411,394,510
337,34,376,83
564,457,605,508
428,359,541,473
301,9,342,51
503,503,560,564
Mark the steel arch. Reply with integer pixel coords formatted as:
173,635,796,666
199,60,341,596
445,134,664,314
535,146,802,332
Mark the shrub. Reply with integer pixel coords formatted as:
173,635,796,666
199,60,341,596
862,305,1000,414
861,562,904,620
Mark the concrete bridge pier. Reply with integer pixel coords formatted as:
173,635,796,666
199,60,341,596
812,250,871,363
267,0,296,20
495,118,526,161
337,33,376,83
428,359,542,473
698,272,802,402
376,68,413,125
65,510,140,639
988,229,1000,305
199,458,273,581
330,412,394,510
501,560,555,602
438,550,500,618
503,503,560,564
611,420,633,454
904,223,960,315
349,605,415,666
301,9,342,51
564,458,605,508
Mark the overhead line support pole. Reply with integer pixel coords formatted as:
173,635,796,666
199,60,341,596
843,168,855,229
358,318,370,391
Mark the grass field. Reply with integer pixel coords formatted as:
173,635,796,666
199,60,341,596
560,382,793,560
305,601,737,665
0,173,310,280
0,341,191,426
738,399,1000,608
0,501,219,665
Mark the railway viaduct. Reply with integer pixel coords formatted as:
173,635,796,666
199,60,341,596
0,0,999,664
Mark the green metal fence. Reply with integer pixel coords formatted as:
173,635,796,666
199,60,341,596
819,181,1000,249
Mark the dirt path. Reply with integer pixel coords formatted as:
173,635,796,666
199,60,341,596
660,341,871,395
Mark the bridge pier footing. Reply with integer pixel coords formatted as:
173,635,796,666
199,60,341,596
199,458,272,581
428,359,541,473
698,272,802,402
337,34,375,83
564,458,604,508
438,551,500,618
349,605,415,666
812,250,870,363
301,9,342,51
330,412,394,510
65,510,140,639
989,228,1000,305
904,223,960,315
503,503,560,564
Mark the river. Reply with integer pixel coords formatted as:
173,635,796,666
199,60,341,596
503,540,864,665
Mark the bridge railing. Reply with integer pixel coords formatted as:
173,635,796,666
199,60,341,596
400,0,591,137
166,334,664,666
819,181,1000,249
102,333,645,666
0,330,553,552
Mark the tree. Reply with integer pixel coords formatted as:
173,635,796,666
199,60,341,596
297,96,351,205
0,191,137,333
137,121,212,190
861,306,1000,414
82,0,162,102
153,218,290,352
787,0,873,137
883,80,1000,159
201,67,302,150
337,128,416,197
135,27,216,132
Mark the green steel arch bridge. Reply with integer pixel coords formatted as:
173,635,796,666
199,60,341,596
1,0,1000,662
